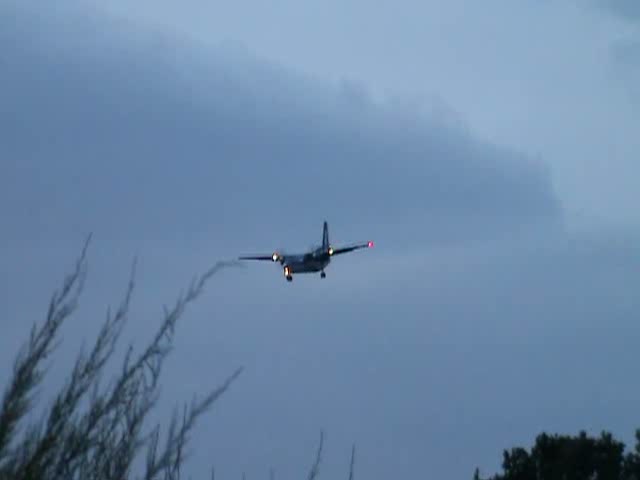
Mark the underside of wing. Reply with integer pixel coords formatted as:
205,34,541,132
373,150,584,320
238,255,275,261
239,251,284,263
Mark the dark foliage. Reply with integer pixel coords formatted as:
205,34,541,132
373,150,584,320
476,429,640,480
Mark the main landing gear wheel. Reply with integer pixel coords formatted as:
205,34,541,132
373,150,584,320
286,275,293,282
320,271,326,279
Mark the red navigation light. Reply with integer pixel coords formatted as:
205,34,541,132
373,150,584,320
368,241,374,248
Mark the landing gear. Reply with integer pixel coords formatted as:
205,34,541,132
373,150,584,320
320,271,326,279
284,266,293,282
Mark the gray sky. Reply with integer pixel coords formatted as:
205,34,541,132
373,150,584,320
1,1,639,479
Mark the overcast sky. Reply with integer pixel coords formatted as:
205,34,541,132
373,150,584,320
1,1,639,479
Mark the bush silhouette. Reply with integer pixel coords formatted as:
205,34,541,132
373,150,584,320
0,237,355,479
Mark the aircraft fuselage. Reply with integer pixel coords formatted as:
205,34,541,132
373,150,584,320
283,249,331,274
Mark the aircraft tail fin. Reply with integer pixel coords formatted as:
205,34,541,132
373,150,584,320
322,221,329,250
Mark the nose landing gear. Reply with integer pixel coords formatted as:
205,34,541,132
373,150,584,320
320,271,326,279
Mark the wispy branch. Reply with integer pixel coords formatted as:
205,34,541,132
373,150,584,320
0,234,91,469
307,431,324,480
0,238,243,480
348,444,355,480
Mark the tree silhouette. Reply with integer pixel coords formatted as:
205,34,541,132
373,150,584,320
475,430,640,480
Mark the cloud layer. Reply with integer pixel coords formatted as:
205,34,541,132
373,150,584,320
1,2,562,254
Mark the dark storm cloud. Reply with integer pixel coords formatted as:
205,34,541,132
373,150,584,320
611,36,640,92
612,38,640,61
588,1,640,108
594,0,640,22
0,2,562,256
610,37,640,106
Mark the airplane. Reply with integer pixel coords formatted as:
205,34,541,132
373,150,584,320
239,221,373,282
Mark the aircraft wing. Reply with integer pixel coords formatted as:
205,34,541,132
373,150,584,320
239,251,284,262
330,241,374,256
238,255,275,261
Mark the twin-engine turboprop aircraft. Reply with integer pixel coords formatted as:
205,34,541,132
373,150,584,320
239,221,373,282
